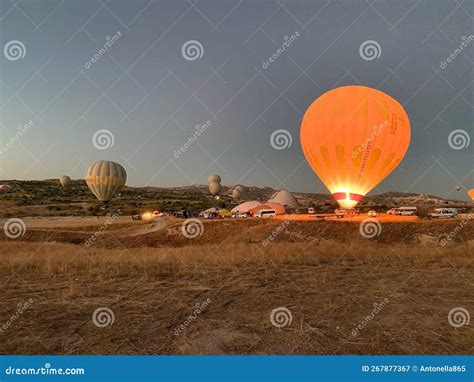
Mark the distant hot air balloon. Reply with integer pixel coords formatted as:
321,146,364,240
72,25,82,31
468,189,474,201
232,185,243,200
208,175,221,184
455,185,462,191
59,175,71,188
301,85,411,209
208,174,222,198
209,181,222,197
85,160,126,206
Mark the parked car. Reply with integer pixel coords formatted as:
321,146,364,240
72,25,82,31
335,209,359,218
396,206,417,216
428,208,457,219
335,209,348,218
308,207,315,214
175,210,189,218
203,211,219,219
387,208,399,215
235,212,248,218
367,210,377,218
131,214,141,221
255,209,276,218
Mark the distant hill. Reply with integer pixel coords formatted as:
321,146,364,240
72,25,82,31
0,179,470,218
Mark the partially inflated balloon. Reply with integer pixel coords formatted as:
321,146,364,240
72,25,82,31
301,86,410,208
232,185,243,200
85,160,126,203
468,189,474,201
59,175,70,188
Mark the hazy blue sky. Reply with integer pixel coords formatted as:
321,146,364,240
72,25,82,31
1,0,472,199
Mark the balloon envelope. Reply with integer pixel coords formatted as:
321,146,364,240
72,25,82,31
268,189,298,208
208,181,222,196
232,186,242,200
208,175,221,184
231,200,261,213
85,160,127,202
301,85,410,208
59,175,71,188
468,189,474,201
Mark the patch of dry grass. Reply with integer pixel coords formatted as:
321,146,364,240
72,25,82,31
0,239,472,355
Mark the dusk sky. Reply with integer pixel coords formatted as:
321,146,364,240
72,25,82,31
1,0,472,200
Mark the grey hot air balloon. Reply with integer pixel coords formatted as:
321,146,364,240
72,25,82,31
208,174,222,197
232,185,243,200
208,181,222,197
59,175,71,188
85,160,127,205
208,175,221,184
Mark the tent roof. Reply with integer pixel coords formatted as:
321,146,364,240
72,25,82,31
231,200,261,213
232,201,286,215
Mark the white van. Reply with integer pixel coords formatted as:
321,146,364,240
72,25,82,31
308,207,315,214
428,208,457,219
387,208,399,215
396,206,417,216
255,209,276,218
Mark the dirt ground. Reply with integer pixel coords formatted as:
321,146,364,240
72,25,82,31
0,216,472,355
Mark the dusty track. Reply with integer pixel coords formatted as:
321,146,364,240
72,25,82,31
2,215,473,248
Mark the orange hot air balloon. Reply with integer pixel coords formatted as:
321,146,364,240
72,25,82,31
468,189,474,201
301,85,411,209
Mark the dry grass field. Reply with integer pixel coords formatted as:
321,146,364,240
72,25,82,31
0,217,473,355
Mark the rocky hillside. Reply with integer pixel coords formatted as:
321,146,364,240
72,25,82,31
0,179,470,218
